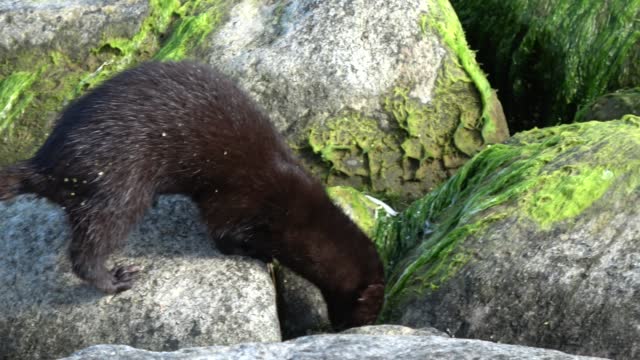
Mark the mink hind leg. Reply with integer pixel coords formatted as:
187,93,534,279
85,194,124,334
66,190,152,293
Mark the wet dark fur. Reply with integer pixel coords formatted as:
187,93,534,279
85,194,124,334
0,61,384,328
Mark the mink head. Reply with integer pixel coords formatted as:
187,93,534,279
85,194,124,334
276,189,385,329
266,160,385,328
318,220,385,329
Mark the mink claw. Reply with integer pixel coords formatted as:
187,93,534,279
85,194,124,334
111,264,142,284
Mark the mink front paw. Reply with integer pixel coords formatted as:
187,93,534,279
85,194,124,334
95,264,142,294
351,283,385,326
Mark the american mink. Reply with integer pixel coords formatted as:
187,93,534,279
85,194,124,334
0,61,384,328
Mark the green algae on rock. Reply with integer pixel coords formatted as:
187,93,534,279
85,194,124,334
450,0,640,132
327,186,396,239
205,0,507,201
0,0,236,166
376,116,640,318
421,0,507,146
377,117,640,357
308,114,406,194
305,0,508,200
76,0,237,95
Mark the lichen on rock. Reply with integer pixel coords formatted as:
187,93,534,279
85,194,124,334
206,0,509,200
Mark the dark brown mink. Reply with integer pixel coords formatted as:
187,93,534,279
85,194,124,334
0,60,384,328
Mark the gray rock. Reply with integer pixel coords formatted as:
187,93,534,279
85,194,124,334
207,0,445,134
61,325,605,359
341,324,448,337
275,265,330,339
0,0,148,60
203,0,508,196
0,195,280,360
379,118,640,359
574,88,640,123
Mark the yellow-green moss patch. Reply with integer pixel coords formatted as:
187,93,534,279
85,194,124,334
308,114,403,192
422,0,508,144
0,0,237,166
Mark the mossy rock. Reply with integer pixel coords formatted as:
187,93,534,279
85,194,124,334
1,0,509,202
575,88,640,123
374,116,640,358
205,0,509,200
0,0,238,166
450,0,640,132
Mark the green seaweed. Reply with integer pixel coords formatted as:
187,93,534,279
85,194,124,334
527,166,616,229
0,71,39,134
451,0,640,131
155,0,237,61
376,116,640,316
72,0,183,94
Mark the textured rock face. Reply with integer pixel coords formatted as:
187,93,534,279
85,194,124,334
0,195,280,360
205,0,508,197
378,117,640,359
275,265,330,339
575,88,640,123
61,325,605,360
0,0,149,59
276,188,395,339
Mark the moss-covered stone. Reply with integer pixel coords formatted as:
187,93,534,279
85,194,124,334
375,116,640,317
307,1,508,200
308,114,406,194
575,88,640,123
0,0,237,166
421,0,507,146
450,0,640,131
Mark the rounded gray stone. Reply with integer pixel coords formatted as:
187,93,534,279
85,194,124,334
62,325,606,360
0,0,148,60
206,0,446,136
0,195,280,360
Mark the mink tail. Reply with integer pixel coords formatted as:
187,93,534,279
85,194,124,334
0,161,41,200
